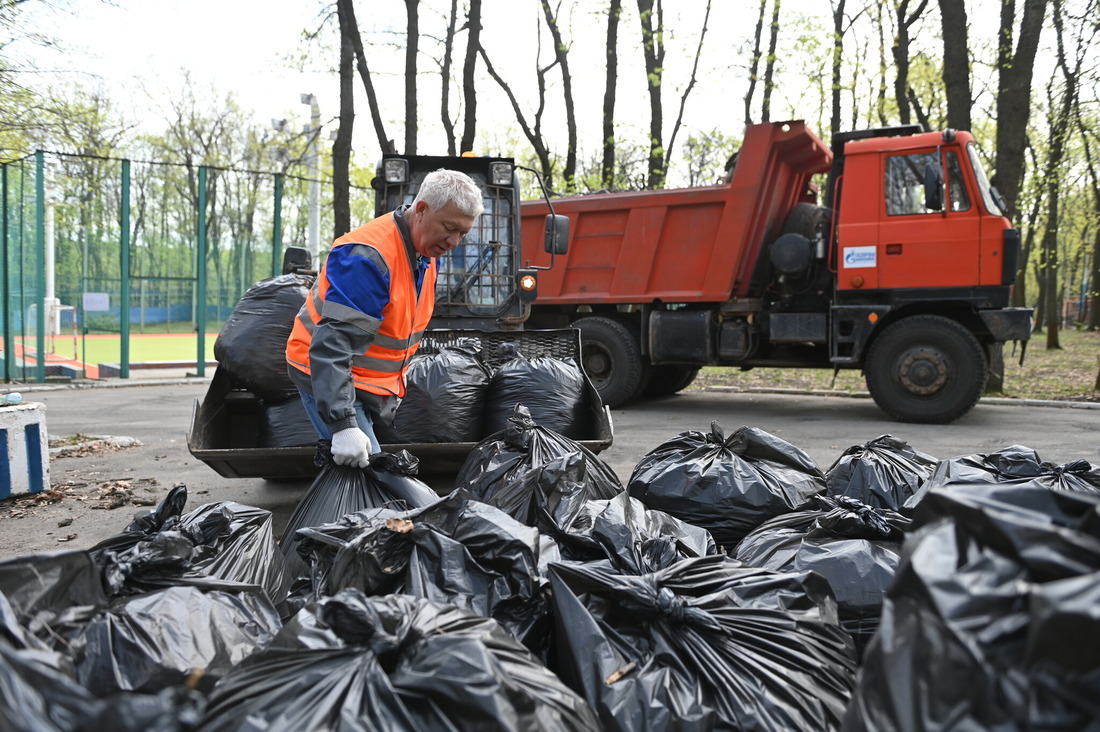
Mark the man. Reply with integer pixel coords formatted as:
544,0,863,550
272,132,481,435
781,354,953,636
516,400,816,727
286,169,484,467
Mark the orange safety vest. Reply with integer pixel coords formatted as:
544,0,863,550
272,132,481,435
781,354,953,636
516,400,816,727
285,213,436,398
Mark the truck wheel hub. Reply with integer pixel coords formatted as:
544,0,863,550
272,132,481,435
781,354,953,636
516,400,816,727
583,350,611,381
897,348,948,395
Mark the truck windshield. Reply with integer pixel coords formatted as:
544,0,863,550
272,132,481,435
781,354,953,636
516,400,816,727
967,142,1004,216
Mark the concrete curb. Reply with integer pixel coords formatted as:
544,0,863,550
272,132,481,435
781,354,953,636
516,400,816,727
700,385,1100,410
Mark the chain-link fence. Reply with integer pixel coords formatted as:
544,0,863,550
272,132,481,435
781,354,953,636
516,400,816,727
0,151,372,383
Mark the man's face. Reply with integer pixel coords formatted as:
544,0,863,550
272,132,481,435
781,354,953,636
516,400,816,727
410,200,477,258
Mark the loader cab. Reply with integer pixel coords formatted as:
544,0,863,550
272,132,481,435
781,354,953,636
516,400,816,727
833,129,1017,294
373,154,529,330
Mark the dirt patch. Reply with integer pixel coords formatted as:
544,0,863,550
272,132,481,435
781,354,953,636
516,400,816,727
0,476,164,521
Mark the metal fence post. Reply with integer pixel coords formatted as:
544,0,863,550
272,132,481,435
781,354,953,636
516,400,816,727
119,159,131,379
34,151,45,384
196,165,207,377
1,163,9,383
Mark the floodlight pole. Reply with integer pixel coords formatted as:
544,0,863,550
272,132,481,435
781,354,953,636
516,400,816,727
301,93,321,263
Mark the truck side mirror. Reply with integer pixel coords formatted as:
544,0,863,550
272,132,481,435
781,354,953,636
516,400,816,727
923,162,944,212
282,246,313,275
544,214,570,255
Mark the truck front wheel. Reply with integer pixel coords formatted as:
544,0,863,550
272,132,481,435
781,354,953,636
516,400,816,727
575,316,649,407
865,315,988,424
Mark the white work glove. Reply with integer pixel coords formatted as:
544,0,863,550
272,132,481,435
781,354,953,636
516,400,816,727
330,427,372,468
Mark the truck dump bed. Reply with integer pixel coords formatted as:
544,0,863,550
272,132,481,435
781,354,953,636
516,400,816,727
187,328,613,479
520,121,832,303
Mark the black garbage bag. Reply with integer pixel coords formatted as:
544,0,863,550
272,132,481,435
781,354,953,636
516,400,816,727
0,550,108,643
213,273,313,402
376,338,492,443
261,395,317,448
89,485,289,606
904,444,1100,511
458,404,622,524
294,489,549,651
845,482,1100,730
483,343,589,439
0,634,101,732
549,555,857,731
509,450,717,575
279,450,438,583
199,590,602,732
825,434,938,510
73,584,281,695
628,422,826,548
733,494,911,654
1,595,206,732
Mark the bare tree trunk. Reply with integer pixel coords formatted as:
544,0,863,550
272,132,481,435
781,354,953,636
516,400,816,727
829,0,846,140
637,0,665,189
460,0,482,154
1076,57,1100,330
744,0,767,126
602,0,622,190
440,0,458,156
404,0,419,154
938,0,971,131
664,0,711,173
339,0,394,155
994,0,1048,222
333,0,355,238
478,48,555,188
540,0,577,189
761,0,780,122
892,0,930,126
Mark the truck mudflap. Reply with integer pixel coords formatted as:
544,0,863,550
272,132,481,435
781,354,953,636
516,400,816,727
187,329,614,480
979,307,1034,343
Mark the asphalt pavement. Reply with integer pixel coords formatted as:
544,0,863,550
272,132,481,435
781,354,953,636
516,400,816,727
0,375,1096,561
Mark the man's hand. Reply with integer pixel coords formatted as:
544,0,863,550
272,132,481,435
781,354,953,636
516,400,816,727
330,427,372,468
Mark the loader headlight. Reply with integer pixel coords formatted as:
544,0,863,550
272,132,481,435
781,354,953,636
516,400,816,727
383,159,409,183
489,162,514,186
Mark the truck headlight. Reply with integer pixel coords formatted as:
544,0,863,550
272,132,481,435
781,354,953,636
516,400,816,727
383,159,409,183
489,162,513,186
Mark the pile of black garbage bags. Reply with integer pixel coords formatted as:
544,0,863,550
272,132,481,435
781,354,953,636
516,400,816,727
214,274,592,448
4,410,1100,731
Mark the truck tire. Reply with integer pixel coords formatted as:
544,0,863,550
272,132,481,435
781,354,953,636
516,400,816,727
783,202,826,238
575,316,650,407
643,365,700,397
865,315,988,424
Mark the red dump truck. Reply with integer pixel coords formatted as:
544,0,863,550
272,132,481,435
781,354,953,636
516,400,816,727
520,120,1033,424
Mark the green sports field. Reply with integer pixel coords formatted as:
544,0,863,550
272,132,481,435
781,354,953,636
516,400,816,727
42,332,219,366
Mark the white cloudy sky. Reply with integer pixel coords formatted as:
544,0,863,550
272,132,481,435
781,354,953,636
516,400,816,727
15,0,1015,164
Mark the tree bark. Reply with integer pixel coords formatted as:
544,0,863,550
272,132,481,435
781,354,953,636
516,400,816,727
339,0,394,155
994,0,1048,222
892,0,930,126
937,0,971,131
664,0,712,174
460,0,482,154
333,0,355,238
602,0,622,190
540,0,577,189
637,0,665,189
440,0,458,156
829,0,846,140
744,0,767,126
404,0,419,154
761,0,780,122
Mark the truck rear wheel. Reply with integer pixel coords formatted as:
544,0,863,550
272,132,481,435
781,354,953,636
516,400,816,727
575,316,649,407
643,365,700,397
865,315,987,424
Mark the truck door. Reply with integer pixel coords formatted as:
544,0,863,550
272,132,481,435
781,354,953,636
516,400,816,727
876,148,979,289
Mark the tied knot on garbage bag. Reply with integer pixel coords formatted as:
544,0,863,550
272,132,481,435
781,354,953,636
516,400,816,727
316,591,423,667
808,494,910,541
616,582,724,633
